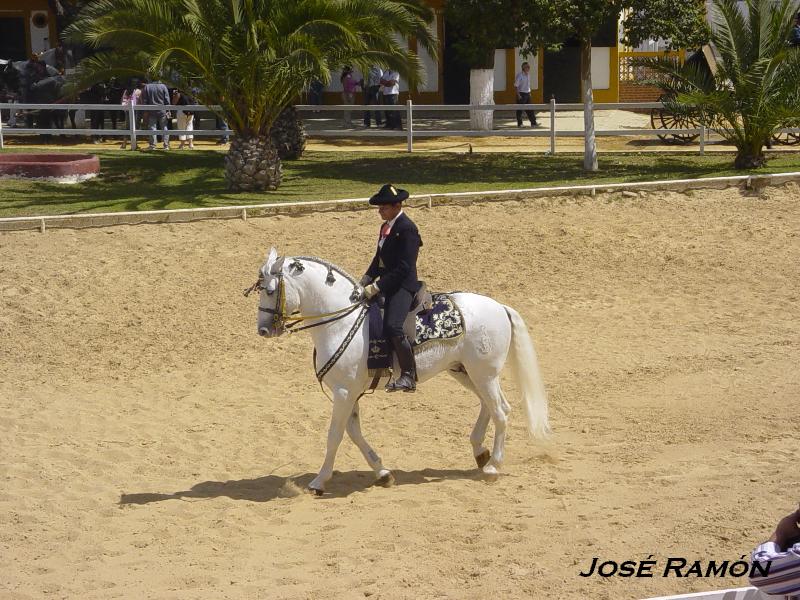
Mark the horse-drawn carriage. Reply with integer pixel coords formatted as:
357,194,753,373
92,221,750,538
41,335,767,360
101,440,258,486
647,48,800,147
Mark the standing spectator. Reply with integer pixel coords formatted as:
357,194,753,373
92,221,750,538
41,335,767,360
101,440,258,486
119,80,142,149
340,66,359,127
381,68,401,130
107,78,125,130
141,77,170,150
363,65,384,128
514,62,538,127
215,115,230,144
308,78,324,112
749,504,800,597
172,88,195,149
86,82,108,143
792,12,800,47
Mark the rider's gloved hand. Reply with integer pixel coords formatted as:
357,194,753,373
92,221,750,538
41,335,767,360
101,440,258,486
363,283,380,299
359,274,372,286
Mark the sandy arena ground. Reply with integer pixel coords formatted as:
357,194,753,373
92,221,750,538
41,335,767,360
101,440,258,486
2,184,799,599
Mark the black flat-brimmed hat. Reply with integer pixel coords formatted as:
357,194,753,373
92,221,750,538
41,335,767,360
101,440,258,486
369,184,409,205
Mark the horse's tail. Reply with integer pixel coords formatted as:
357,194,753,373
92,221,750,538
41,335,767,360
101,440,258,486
503,305,550,440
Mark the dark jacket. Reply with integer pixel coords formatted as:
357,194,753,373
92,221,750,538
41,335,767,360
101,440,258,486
142,81,170,107
366,212,422,296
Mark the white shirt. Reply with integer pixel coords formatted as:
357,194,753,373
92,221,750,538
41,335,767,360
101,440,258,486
378,210,403,249
750,541,800,598
381,70,399,96
514,71,531,94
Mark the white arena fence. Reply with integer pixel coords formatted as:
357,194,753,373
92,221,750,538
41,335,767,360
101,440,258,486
2,100,799,154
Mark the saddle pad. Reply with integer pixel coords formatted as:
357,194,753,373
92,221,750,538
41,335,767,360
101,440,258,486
367,293,465,370
367,302,392,370
414,293,465,347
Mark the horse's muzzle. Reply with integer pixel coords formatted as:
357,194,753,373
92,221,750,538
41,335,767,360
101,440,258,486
258,327,271,337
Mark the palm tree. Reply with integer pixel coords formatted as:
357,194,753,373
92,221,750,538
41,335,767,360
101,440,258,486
639,0,800,169
65,0,436,191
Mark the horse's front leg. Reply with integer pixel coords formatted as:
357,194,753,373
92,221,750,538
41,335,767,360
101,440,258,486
308,388,356,496
346,401,394,487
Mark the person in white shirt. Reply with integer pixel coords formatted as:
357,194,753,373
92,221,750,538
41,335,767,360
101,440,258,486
514,62,538,127
750,504,800,598
380,69,402,130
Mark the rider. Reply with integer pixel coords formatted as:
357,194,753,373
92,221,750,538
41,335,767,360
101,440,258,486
360,184,423,393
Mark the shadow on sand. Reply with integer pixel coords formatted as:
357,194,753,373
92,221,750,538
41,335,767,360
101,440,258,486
120,467,483,504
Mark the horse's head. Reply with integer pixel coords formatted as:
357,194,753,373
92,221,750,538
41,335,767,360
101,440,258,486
252,247,296,338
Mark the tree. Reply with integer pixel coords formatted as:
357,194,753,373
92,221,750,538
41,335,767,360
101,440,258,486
444,0,525,130
639,0,800,168
622,0,709,51
520,0,708,171
65,0,436,191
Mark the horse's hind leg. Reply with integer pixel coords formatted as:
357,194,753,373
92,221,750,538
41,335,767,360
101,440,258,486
468,374,510,480
449,369,491,469
346,401,394,487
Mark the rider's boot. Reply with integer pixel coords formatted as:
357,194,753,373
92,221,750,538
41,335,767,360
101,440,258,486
386,335,416,393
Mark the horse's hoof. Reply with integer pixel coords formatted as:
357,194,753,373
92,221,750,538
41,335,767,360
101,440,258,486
374,472,395,488
482,465,500,482
475,449,491,469
306,486,324,497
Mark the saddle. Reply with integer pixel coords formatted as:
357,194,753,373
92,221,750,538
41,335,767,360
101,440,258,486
373,281,432,338
367,283,464,381
404,281,433,337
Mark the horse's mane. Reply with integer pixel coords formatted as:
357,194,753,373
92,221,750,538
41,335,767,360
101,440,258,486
290,256,359,287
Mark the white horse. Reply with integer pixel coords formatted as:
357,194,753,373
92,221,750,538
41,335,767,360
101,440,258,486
251,248,550,495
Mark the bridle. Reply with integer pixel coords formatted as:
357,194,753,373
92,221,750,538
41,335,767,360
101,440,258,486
245,256,373,397
243,257,365,335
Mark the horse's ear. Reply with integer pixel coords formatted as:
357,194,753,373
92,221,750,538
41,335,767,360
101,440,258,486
264,247,277,271
271,256,286,274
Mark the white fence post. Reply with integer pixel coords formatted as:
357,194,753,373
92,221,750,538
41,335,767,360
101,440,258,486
406,99,413,153
129,103,137,150
0,112,4,150
549,97,556,155
699,124,705,155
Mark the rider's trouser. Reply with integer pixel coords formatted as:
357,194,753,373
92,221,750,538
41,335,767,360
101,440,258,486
383,288,413,338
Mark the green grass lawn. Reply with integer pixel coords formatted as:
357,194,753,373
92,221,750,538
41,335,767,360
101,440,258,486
1,148,800,218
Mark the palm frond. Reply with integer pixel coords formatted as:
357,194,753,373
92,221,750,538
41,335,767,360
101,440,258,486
65,0,436,136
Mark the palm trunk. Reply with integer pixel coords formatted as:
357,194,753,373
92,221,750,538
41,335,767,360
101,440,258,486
734,148,766,169
580,40,598,172
734,133,766,169
270,106,306,160
224,134,282,191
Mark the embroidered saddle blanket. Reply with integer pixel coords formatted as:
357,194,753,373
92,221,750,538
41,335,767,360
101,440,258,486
367,293,465,369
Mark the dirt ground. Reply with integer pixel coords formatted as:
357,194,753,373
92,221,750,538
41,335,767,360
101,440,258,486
2,184,799,599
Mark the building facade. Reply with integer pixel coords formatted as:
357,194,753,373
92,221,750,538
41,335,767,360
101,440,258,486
0,0,59,61
319,1,675,106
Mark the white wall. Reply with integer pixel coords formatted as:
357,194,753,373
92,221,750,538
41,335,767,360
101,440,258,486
418,15,439,93
29,11,51,54
591,47,611,89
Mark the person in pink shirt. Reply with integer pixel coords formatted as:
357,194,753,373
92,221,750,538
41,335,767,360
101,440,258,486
340,66,361,128
119,81,142,150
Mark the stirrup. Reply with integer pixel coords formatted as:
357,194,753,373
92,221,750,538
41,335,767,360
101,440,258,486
386,372,416,393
